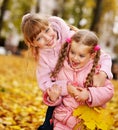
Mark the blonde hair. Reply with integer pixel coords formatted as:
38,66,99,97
51,29,101,88
21,13,49,61
21,13,79,61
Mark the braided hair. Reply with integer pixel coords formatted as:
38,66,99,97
51,29,101,88
51,41,69,79
51,25,79,79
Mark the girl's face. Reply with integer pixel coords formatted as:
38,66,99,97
33,25,57,49
68,41,94,69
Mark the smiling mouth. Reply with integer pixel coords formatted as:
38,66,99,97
71,61,79,67
47,39,54,46
47,42,52,46
48,43,53,46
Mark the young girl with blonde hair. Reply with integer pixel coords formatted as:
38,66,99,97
43,29,114,130
21,13,76,130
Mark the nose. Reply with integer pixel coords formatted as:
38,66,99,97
43,34,50,40
73,55,78,61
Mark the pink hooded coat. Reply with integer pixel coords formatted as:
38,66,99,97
36,16,75,95
43,55,114,130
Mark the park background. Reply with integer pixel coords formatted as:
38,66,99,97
0,0,118,130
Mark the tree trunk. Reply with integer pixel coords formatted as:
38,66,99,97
0,0,9,37
90,0,102,33
35,0,40,13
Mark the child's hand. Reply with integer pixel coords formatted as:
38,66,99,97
67,84,89,102
93,71,107,87
47,84,61,102
75,87,89,102
67,84,78,97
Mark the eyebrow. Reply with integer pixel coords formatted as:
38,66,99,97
36,37,40,41
45,28,49,32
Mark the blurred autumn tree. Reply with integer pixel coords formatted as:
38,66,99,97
0,0,36,45
0,0,118,57
0,0,8,37
0,0,117,37
56,0,118,58
59,0,117,31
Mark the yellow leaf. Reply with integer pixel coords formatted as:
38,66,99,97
73,105,114,130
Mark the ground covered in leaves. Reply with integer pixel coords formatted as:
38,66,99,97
0,55,118,130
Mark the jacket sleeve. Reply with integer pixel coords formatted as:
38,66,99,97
36,55,68,96
48,16,75,44
99,51,113,79
43,91,62,106
87,80,114,107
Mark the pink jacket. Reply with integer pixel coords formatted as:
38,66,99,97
36,16,75,94
36,16,113,96
36,16,113,129
43,53,114,129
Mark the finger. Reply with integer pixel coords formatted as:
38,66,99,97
76,87,83,91
79,101,84,105
47,89,50,95
75,95,80,100
52,84,56,88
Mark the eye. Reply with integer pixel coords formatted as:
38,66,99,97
70,50,75,55
37,37,41,41
79,54,85,58
45,28,49,33
70,50,74,54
